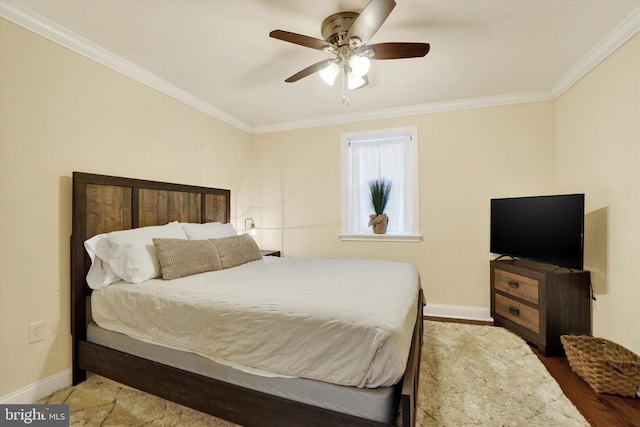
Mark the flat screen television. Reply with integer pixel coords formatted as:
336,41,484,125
490,194,585,270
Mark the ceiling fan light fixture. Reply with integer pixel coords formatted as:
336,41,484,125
270,0,430,102
319,62,341,85
347,72,366,90
348,55,370,77
348,37,363,49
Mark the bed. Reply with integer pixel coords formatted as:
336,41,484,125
70,171,424,427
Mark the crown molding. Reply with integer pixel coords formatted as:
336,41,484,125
552,6,640,97
251,91,555,134
0,0,253,134
2,1,638,135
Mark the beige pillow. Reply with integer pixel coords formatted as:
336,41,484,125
211,234,262,269
153,238,222,280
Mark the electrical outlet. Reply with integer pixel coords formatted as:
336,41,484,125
28,321,44,344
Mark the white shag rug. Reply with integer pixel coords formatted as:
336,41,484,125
418,321,589,426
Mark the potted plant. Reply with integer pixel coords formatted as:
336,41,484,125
368,178,392,234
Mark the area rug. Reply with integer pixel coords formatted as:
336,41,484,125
418,321,588,426
37,321,588,426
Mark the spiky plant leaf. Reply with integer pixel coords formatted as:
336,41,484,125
369,178,392,215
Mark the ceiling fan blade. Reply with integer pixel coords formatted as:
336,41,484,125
356,75,369,90
284,58,335,83
346,0,396,44
364,42,430,59
270,30,334,51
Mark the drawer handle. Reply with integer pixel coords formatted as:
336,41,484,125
508,280,519,288
509,306,520,316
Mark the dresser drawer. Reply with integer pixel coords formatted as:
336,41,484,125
495,294,540,334
494,269,539,305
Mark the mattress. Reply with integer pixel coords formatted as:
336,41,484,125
91,256,420,388
87,322,400,423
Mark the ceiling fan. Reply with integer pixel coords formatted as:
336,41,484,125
269,0,430,102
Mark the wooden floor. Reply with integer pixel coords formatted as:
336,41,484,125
535,349,640,427
425,317,640,426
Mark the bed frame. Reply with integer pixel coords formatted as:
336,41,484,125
71,171,424,427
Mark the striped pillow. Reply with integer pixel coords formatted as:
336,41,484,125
210,234,262,269
153,238,222,280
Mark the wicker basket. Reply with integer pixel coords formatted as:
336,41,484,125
561,335,640,397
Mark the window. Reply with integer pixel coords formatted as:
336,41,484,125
340,126,420,241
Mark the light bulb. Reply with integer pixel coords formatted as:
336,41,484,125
347,72,365,90
348,55,370,77
319,62,340,86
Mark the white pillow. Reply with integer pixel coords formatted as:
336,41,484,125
106,222,188,283
180,222,237,240
84,233,121,289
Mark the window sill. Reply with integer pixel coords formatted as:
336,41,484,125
338,233,422,242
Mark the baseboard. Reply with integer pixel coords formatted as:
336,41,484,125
424,303,493,323
0,368,72,404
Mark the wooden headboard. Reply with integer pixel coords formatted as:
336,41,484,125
70,172,230,382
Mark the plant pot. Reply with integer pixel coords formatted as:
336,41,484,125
369,213,389,234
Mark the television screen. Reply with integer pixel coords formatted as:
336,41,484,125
490,194,585,270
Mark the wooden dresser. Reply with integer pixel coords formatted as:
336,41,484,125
490,259,591,356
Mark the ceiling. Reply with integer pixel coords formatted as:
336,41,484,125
2,0,639,133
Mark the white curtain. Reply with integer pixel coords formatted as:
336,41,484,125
347,135,414,234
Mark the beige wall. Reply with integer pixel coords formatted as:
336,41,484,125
555,33,640,354
0,19,252,396
252,103,557,308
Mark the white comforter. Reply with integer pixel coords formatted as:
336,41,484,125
91,256,420,388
